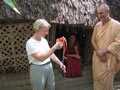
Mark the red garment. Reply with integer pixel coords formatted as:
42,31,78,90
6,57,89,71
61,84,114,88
64,42,82,78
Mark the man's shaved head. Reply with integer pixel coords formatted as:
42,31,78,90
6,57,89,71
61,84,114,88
98,3,110,11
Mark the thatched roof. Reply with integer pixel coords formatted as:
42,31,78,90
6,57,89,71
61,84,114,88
0,0,102,26
107,0,120,21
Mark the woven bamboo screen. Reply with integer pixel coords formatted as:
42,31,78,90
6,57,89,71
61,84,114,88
0,22,55,73
0,23,34,73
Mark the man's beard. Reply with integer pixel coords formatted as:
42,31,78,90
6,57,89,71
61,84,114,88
100,15,109,23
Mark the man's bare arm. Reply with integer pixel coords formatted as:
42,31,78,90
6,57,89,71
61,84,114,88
91,25,99,51
91,24,107,62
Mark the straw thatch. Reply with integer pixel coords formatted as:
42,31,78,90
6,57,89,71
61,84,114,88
107,0,120,21
0,0,103,26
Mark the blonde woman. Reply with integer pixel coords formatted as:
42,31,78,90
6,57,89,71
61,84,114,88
26,19,66,90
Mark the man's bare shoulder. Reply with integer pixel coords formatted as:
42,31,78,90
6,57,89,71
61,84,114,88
94,22,101,28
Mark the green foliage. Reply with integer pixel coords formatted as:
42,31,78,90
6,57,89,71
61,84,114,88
9,0,15,6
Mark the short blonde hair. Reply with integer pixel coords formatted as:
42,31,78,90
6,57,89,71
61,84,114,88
33,19,51,30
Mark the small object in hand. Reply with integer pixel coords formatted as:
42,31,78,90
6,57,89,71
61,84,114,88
56,36,67,50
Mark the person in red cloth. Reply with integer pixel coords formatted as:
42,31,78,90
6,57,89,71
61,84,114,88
64,34,82,78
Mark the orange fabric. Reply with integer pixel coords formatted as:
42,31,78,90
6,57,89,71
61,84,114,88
56,36,67,57
92,18,120,90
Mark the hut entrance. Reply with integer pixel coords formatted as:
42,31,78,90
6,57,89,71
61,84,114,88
54,24,91,65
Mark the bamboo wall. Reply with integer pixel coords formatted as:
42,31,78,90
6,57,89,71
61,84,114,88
0,23,34,73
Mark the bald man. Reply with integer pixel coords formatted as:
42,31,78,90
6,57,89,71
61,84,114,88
91,3,120,90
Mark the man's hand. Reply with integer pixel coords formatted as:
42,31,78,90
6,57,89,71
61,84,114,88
96,49,108,62
97,49,108,57
100,56,107,62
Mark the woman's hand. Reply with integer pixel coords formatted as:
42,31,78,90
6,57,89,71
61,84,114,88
66,54,81,59
60,63,66,73
75,55,81,59
63,55,67,59
53,42,63,50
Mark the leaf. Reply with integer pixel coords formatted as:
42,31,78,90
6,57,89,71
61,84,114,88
3,0,21,14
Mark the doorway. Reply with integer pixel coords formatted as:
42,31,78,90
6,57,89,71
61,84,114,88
55,24,87,64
